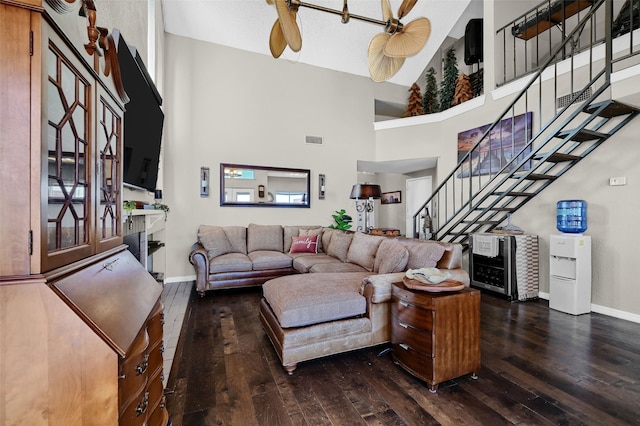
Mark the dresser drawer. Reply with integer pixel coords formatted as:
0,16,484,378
391,319,433,355
391,295,434,329
120,388,150,426
147,301,164,345
392,343,434,383
147,370,165,418
119,330,150,411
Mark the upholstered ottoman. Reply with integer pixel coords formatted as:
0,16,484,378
260,272,387,374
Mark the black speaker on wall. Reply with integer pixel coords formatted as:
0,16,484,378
464,18,483,65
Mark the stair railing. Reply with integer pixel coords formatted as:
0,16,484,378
413,0,615,241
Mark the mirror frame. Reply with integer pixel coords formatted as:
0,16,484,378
220,163,311,208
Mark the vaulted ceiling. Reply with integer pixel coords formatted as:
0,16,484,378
162,0,482,87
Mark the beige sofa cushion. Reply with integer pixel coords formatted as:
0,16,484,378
399,239,446,269
374,240,409,273
222,226,247,254
326,231,353,262
248,251,293,270
346,233,384,272
262,273,370,328
209,253,253,273
197,225,233,258
292,254,341,273
247,224,283,252
309,262,367,273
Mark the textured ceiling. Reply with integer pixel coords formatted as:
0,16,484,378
161,0,481,87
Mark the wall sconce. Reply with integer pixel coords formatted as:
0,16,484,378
318,174,325,199
200,167,209,197
258,184,265,198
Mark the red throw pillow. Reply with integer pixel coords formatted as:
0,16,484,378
289,235,319,254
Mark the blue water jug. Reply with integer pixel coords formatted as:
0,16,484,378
557,200,587,233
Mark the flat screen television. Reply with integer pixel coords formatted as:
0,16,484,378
114,30,164,192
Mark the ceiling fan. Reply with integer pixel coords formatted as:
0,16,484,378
267,0,431,82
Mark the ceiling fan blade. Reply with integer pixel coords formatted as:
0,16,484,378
275,0,302,52
397,0,417,19
269,19,287,58
383,17,431,58
381,0,393,22
368,33,405,82
266,0,275,4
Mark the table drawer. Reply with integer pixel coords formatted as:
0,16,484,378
392,296,434,329
392,343,434,383
391,318,433,356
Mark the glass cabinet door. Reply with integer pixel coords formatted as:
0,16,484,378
44,42,93,270
96,93,123,252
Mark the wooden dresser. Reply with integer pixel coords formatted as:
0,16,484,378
391,282,481,392
0,1,169,424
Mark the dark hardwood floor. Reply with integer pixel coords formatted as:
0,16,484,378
165,286,640,425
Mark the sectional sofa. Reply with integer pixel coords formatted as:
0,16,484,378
189,223,469,373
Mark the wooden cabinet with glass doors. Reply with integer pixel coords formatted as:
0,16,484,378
0,1,169,424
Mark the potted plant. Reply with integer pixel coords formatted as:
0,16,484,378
123,200,137,229
328,209,352,230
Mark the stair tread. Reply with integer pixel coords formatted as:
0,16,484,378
474,207,515,211
462,220,501,224
585,100,640,118
495,191,535,197
534,152,582,162
513,173,557,180
556,128,607,142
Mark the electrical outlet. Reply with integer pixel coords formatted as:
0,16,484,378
609,177,627,186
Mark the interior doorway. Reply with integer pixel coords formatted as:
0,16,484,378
406,176,432,238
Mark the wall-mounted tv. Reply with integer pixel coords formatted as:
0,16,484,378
114,30,164,192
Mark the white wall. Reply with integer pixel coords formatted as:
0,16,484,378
375,68,640,320
163,34,408,279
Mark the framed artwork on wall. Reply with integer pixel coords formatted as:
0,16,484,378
457,111,533,178
381,191,402,204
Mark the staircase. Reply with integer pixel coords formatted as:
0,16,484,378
413,0,640,245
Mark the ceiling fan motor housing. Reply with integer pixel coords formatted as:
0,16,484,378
385,18,402,34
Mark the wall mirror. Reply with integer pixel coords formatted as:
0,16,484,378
220,163,311,208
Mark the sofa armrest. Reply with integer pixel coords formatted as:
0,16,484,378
189,242,209,295
360,273,406,304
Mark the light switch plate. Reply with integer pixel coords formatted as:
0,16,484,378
609,177,627,186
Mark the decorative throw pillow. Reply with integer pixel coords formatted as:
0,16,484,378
299,227,323,252
374,240,409,274
326,231,353,262
197,225,233,259
247,223,284,252
289,235,319,254
346,233,384,272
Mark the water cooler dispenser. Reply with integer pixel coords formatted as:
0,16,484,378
549,235,591,315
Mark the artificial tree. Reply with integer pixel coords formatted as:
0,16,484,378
422,67,439,114
452,73,473,106
440,48,459,111
405,83,424,117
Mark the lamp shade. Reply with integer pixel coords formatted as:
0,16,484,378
349,184,382,199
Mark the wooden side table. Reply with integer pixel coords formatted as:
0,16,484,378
391,281,481,392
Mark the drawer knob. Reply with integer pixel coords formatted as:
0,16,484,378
136,391,149,416
399,300,410,307
136,354,149,375
399,343,409,351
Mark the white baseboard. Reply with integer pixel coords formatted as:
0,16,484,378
166,275,196,284
591,304,640,324
537,292,640,324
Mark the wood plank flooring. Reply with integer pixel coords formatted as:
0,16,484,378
165,286,640,425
